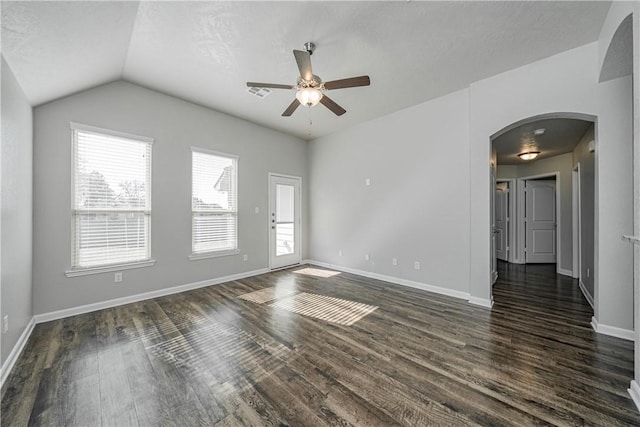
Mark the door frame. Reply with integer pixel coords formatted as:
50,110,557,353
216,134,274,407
516,171,561,273
268,173,302,270
572,164,581,280
496,179,516,263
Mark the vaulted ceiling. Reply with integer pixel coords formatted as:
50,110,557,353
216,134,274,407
1,1,611,140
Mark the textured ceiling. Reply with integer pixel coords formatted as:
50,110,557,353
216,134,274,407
493,118,593,165
1,1,611,140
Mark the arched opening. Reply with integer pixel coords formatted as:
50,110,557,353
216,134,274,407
488,112,597,313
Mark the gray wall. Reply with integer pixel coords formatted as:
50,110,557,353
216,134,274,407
308,89,471,294
33,81,308,314
1,57,33,364
573,125,595,301
497,153,574,273
594,74,634,330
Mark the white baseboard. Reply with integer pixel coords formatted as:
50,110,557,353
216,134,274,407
468,296,494,308
305,260,471,301
629,380,640,412
578,279,594,309
1,317,35,388
591,316,635,341
34,268,269,324
557,267,573,277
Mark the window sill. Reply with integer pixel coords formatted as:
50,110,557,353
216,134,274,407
65,260,156,277
189,249,240,261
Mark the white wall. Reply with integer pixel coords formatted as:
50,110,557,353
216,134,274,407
308,89,471,295
32,81,308,315
1,57,33,365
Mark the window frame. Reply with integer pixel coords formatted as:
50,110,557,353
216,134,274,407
189,147,240,260
65,122,155,277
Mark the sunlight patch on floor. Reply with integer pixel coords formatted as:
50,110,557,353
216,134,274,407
269,292,378,326
293,267,341,278
237,286,297,304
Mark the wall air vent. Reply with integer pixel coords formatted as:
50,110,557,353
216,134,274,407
247,87,272,98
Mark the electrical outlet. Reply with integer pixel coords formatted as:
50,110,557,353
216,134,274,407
114,272,123,283
365,254,370,261
3,315,8,334
254,207,259,214
365,178,371,186
414,261,421,270
243,254,248,262
392,258,398,266
338,249,343,257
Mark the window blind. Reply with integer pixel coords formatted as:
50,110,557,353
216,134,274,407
192,149,238,254
71,123,152,269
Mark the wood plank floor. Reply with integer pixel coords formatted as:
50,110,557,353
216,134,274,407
2,262,638,426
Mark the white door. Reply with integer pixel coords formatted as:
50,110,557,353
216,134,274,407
269,174,301,269
495,182,508,261
525,180,557,263
490,166,497,283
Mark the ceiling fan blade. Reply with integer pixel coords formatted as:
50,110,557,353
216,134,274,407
293,50,313,81
282,99,301,117
319,95,346,116
247,82,294,90
324,75,371,90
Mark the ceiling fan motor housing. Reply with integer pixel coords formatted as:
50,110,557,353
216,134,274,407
303,42,316,55
297,75,323,89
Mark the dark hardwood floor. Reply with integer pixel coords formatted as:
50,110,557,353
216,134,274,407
2,262,638,426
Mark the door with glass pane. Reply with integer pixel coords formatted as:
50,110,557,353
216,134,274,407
269,174,301,269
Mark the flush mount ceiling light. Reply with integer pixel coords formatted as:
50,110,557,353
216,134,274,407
518,151,540,161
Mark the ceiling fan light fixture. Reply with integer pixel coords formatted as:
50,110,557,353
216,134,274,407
518,151,540,161
296,87,323,107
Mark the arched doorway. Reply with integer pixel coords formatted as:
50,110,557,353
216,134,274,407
489,113,597,312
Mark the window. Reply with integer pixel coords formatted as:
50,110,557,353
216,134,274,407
191,148,238,258
69,123,153,274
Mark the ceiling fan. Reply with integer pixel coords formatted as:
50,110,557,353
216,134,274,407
247,42,370,117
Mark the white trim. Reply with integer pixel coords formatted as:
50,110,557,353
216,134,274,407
70,122,154,144
305,260,471,301
1,318,35,388
557,268,573,277
629,380,640,413
579,279,595,309
65,259,156,277
572,164,582,279
496,179,517,263
591,316,634,341
35,268,269,323
468,296,494,308
189,249,240,261
491,271,498,284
